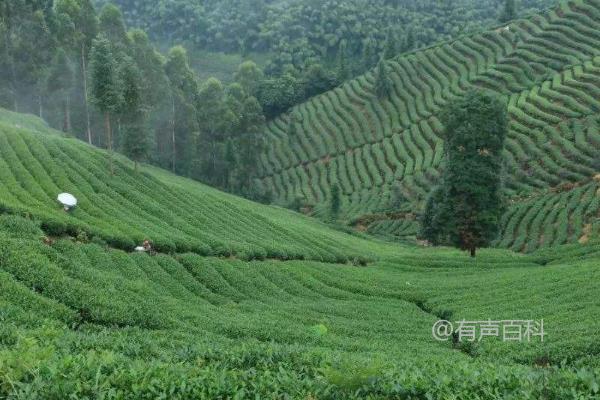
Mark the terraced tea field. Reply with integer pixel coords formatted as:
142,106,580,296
0,111,395,264
0,110,599,398
257,0,600,250
1,208,599,398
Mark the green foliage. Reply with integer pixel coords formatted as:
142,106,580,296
422,91,508,256
403,27,415,53
336,41,350,83
361,38,379,72
121,119,148,168
55,0,99,51
234,60,263,98
46,49,74,97
164,45,198,176
321,358,385,392
302,63,338,100
196,77,238,187
0,109,600,397
117,56,142,118
92,0,553,93
46,48,75,133
0,215,43,238
382,28,397,60
258,73,303,118
420,186,447,245
310,323,328,338
0,2,599,396
499,0,517,23
330,183,341,220
117,55,148,168
374,59,393,99
0,0,558,200
89,36,121,113
98,3,128,47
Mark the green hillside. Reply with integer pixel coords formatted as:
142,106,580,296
1,108,600,397
0,109,396,264
257,0,600,251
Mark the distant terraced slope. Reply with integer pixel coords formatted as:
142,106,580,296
257,0,600,251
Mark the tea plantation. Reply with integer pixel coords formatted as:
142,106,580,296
0,111,599,398
257,0,600,250
0,111,395,265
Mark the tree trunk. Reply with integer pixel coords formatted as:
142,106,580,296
63,95,72,133
117,118,121,147
470,247,476,258
81,44,93,145
105,111,114,175
38,94,43,119
66,95,71,133
63,100,68,132
171,96,176,173
7,45,18,112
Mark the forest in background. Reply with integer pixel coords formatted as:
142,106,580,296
0,0,556,202
92,0,555,79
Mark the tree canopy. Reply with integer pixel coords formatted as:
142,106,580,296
420,90,508,257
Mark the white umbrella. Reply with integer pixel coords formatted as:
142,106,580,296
57,193,77,208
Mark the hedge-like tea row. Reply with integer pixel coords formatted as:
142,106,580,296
1,218,599,397
0,117,384,263
257,0,600,250
496,181,600,251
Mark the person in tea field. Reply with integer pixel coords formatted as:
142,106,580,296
135,239,154,254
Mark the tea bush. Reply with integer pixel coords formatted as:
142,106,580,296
0,120,385,263
0,199,599,397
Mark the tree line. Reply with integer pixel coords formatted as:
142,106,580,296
0,0,432,201
0,1,271,200
92,0,554,115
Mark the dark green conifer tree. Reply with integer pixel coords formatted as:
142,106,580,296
330,183,342,220
421,90,508,257
46,48,74,133
164,45,199,175
119,56,148,171
374,59,393,99
90,36,122,175
383,28,397,60
237,96,266,196
98,4,129,49
336,41,350,82
55,0,99,144
223,138,238,191
362,38,379,72
499,0,517,23
403,28,415,52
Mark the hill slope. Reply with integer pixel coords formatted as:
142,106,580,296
257,0,600,251
0,109,599,397
0,109,391,264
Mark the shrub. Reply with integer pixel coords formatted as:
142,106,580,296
0,215,43,238
321,358,385,392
